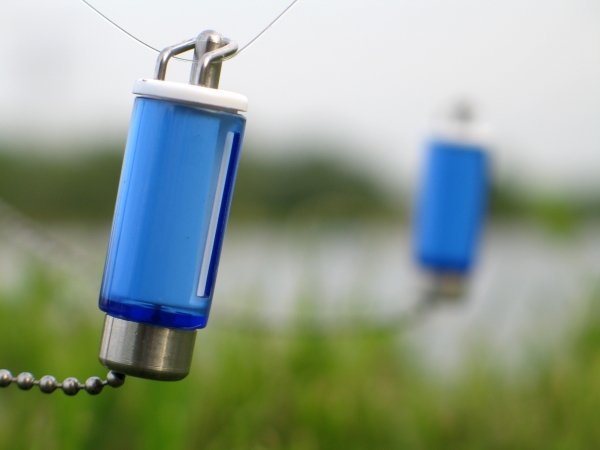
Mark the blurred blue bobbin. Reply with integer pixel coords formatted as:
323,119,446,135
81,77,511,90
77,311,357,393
98,30,247,381
413,101,490,299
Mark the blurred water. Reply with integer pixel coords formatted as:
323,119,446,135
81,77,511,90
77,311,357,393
1,221,599,373
215,223,600,372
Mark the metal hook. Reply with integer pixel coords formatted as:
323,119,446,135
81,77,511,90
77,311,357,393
154,38,196,81
153,31,238,89
190,32,238,89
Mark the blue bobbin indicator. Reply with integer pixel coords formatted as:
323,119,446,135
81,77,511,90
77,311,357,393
99,97,245,329
97,30,247,382
414,139,489,276
97,30,247,334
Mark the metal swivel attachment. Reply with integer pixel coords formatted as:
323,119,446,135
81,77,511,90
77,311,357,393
154,30,238,88
0,369,125,396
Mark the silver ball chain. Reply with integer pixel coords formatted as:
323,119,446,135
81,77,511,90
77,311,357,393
0,369,125,395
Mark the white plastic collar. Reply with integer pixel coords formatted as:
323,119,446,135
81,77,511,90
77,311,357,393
430,119,492,148
132,79,248,113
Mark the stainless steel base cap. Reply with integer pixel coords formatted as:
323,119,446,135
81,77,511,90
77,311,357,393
99,315,197,381
426,272,466,299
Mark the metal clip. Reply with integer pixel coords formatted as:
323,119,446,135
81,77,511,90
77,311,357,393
154,30,238,89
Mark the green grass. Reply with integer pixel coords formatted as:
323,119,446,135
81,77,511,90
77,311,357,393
2,266,600,449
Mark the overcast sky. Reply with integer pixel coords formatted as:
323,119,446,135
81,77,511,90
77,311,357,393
1,0,599,192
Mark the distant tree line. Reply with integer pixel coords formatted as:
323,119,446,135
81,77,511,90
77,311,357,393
0,143,595,234
0,145,402,224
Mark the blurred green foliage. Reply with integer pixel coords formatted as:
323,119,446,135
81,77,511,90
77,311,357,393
0,150,122,222
2,267,600,448
0,144,597,233
232,156,401,223
0,148,400,224
490,183,595,236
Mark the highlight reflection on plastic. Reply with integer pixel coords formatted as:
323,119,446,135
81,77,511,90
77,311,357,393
99,97,245,330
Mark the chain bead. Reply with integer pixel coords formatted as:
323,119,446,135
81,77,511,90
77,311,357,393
0,369,125,394
106,371,125,388
0,369,12,387
16,372,36,390
62,377,81,396
85,377,104,395
39,375,58,394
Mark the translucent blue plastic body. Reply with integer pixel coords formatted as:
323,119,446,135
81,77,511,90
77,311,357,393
99,96,245,330
414,139,489,274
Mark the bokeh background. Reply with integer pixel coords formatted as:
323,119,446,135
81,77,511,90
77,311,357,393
1,0,600,448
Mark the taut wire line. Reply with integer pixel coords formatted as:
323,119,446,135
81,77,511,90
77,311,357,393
79,0,301,62
80,0,163,55
222,0,300,61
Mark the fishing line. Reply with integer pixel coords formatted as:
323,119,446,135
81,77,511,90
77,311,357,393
80,0,301,62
